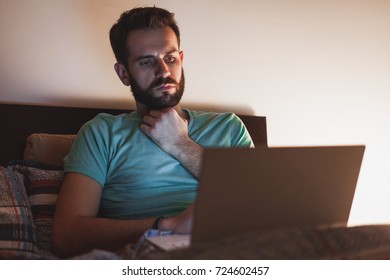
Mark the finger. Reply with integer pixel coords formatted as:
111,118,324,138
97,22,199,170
142,115,157,126
149,109,165,118
139,123,151,136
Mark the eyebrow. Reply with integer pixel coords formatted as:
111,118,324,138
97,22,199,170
135,48,179,62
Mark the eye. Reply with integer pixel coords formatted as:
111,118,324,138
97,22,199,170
139,58,155,67
164,55,177,64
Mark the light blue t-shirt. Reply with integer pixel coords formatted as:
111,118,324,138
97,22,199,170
64,109,253,219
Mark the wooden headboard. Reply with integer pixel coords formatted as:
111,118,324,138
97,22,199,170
0,103,267,166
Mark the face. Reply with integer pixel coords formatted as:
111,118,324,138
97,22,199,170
123,27,184,110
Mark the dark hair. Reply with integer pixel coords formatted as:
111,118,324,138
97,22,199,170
109,7,181,67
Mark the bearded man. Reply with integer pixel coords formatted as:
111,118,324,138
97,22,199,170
52,6,253,258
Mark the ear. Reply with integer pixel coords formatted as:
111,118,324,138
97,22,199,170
179,51,184,62
114,63,130,86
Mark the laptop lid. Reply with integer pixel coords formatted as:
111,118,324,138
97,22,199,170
191,145,365,245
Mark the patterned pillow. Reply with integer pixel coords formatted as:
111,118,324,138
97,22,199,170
12,163,63,258
23,167,63,220
0,166,39,258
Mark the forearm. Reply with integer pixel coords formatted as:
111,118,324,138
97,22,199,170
167,137,203,179
140,108,203,179
52,215,155,258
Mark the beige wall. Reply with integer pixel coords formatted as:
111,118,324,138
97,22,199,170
1,0,389,225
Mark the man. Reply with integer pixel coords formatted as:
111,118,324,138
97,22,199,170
52,6,253,258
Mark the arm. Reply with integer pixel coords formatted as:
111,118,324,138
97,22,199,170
52,172,156,257
52,172,194,258
140,108,203,178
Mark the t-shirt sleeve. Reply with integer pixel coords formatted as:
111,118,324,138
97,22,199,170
230,114,254,147
63,114,110,187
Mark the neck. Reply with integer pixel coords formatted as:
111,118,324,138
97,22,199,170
136,103,188,120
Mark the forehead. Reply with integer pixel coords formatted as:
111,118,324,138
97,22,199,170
126,27,179,59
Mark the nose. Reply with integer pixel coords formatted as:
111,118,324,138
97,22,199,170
155,59,171,79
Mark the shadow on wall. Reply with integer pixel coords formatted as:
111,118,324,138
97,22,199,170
0,96,256,116
184,102,255,116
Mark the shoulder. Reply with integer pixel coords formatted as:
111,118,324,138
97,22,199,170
186,109,244,128
88,112,137,125
187,109,240,122
81,112,139,132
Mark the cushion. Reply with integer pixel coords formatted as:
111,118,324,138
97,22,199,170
12,163,63,258
16,165,64,220
23,134,76,167
0,166,39,258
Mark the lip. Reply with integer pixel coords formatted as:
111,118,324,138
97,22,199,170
155,84,175,90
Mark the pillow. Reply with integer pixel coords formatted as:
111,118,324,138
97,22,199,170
0,166,39,258
23,133,77,167
12,164,63,258
17,165,64,220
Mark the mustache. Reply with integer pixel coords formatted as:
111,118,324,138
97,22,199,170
150,77,178,88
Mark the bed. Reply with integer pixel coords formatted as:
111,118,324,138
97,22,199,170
1,103,390,260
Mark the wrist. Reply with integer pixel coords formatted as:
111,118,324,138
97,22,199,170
158,216,175,231
152,216,164,230
152,216,172,231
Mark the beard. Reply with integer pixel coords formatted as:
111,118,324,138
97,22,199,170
129,69,185,110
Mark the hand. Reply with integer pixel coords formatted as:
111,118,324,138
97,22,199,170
140,108,189,156
160,204,194,234
140,108,203,178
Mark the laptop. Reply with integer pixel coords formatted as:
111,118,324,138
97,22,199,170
146,145,365,251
